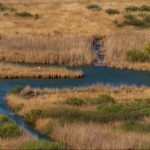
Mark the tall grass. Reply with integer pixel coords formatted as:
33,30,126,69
0,35,95,66
0,63,84,79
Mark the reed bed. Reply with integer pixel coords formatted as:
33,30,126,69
0,35,95,66
0,63,84,79
103,31,150,70
6,85,150,149
6,85,150,116
52,122,150,149
0,134,36,150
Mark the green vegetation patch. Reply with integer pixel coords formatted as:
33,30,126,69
125,6,139,12
26,99,150,124
65,97,86,106
0,2,16,12
121,121,150,132
25,109,43,126
126,50,149,62
20,140,63,150
13,103,24,114
16,11,33,17
8,85,24,94
0,114,22,138
140,5,150,12
0,114,9,123
145,42,150,54
87,4,101,11
105,8,119,15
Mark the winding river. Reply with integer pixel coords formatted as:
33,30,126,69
0,66,150,139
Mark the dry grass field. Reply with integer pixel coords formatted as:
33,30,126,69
6,85,150,149
0,63,84,79
0,0,150,68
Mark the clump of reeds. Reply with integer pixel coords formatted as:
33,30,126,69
0,35,95,66
0,63,84,79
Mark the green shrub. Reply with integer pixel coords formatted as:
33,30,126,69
65,97,86,106
20,140,63,150
125,6,139,11
145,42,150,54
126,50,149,62
87,4,101,11
106,8,119,15
16,11,33,17
0,121,22,138
13,103,24,114
8,85,24,94
0,114,9,123
92,95,115,104
140,5,150,12
0,3,7,12
143,14,150,23
121,121,150,132
25,109,43,126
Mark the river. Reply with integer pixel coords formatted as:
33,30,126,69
0,66,150,139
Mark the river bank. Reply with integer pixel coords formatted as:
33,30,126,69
0,63,84,79
6,85,150,149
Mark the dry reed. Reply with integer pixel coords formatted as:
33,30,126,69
103,31,150,70
0,35,95,66
6,85,150,116
0,63,84,79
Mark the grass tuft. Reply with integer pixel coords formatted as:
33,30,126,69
105,8,119,15
8,85,24,94
121,121,150,132
20,140,63,150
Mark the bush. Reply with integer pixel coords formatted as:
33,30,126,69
0,3,7,12
16,11,33,17
121,121,150,132
145,42,150,54
65,97,86,106
0,114,9,123
143,14,150,23
92,95,115,104
87,4,101,11
20,140,63,150
125,6,139,11
106,8,119,15
126,50,149,62
0,121,22,138
13,103,24,114
8,85,24,94
140,5,150,12
25,109,43,126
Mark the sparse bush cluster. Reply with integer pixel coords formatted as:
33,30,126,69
105,8,120,15
25,98,150,125
126,43,150,62
87,3,101,11
125,5,150,12
0,114,22,139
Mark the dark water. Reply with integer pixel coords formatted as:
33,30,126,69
0,66,150,139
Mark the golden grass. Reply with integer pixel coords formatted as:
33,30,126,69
6,85,150,116
1,0,150,36
51,122,150,149
0,35,95,66
103,31,150,71
0,63,84,79
0,133,36,149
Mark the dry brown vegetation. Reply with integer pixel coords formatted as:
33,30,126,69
0,63,84,79
52,122,150,149
0,35,95,66
6,85,150,115
0,134,36,150
6,85,150,149
0,0,150,69
103,31,150,71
